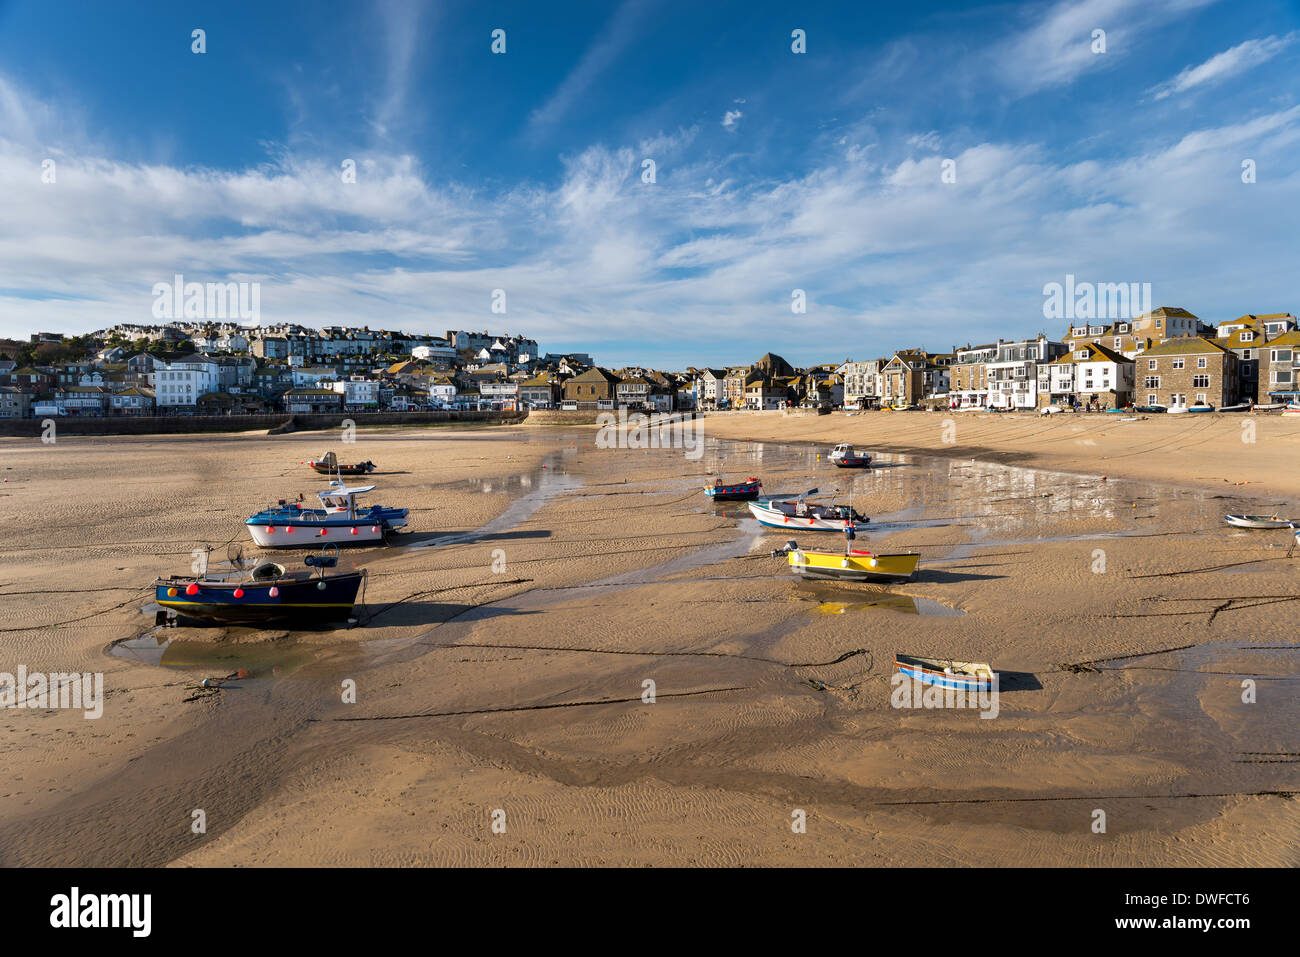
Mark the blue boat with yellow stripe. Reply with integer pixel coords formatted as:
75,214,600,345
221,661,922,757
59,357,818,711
155,548,363,625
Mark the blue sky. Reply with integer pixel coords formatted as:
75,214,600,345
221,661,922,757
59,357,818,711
1,0,1298,367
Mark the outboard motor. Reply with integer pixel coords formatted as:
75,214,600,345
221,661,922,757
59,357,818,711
770,540,800,557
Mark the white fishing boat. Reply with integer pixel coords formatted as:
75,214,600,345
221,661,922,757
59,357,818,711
1283,403,1300,417
246,483,409,547
1224,514,1295,529
828,443,872,468
748,497,867,532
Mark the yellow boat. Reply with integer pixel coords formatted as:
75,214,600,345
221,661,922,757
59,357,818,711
777,543,920,582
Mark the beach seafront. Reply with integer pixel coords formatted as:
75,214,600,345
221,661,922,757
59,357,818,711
0,417,1296,866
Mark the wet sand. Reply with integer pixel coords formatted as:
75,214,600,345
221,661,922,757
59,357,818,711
0,421,1297,866
704,408,1300,497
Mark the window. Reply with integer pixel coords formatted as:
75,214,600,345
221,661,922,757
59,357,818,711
1196,394,1206,404
1241,331,1254,342
1148,359,1156,370
1172,358,1185,369
1273,349,1293,362
1243,349,1252,359
1192,375,1209,388
1197,357,1207,369
1114,338,1122,349
1076,350,1089,360
1275,370,1294,384
1144,376,1160,389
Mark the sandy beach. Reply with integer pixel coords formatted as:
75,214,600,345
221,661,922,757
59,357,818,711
0,414,1296,866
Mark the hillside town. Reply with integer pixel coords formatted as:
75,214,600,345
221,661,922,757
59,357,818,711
0,306,1297,420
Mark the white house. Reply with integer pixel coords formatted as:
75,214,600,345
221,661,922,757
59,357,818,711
152,353,220,410
1045,342,1135,408
985,336,1066,410
329,377,380,410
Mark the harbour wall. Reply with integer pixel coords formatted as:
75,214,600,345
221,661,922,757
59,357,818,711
0,410,528,438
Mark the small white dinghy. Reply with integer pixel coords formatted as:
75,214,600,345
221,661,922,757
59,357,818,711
1224,514,1295,529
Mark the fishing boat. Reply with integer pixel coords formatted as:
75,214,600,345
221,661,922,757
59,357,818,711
829,443,872,468
1187,403,1215,413
748,496,867,532
1283,403,1300,417
894,654,995,692
1218,403,1252,413
1224,514,1295,529
309,451,376,475
246,482,408,547
155,547,363,624
772,541,919,582
704,477,763,501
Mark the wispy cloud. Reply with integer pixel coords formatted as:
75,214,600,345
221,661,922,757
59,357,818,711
996,0,1218,95
1148,32,1297,99
722,110,743,130
369,0,434,140
526,0,654,139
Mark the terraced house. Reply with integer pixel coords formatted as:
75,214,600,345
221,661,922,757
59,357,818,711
986,336,1066,410
881,349,926,406
1044,342,1134,409
1138,337,1238,410
1263,330,1300,403
836,359,882,410
949,343,997,409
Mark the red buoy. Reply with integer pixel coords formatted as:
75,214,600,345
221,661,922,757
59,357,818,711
233,588,245,598
185,583,199,596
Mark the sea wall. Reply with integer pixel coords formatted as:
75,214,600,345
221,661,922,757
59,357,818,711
0,409,527,437
523,409,706,426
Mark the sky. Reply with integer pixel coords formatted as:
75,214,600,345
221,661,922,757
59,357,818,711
0,0,1298,368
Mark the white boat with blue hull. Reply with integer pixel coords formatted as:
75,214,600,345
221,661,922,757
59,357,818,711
246,483,408,547
748,494,867,532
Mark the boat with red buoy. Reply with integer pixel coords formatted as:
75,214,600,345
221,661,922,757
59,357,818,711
245,482,408,547
155,546,364,624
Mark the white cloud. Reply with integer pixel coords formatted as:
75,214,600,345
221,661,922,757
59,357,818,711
907,131,941,152
996,0,1218,94
1148,32,1298,99
722,110,743,130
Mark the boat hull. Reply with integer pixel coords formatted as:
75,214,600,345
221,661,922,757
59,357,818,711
831,456,872,468
155,572,363,624
1224,514,1293,529
247,520,389,547
310,463,373,475
705,480,762,501
894,654,993,692
788,549,919,582
749,501,866,532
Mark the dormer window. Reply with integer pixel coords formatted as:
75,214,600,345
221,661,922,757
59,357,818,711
1241,332,1253,342
1075,350,1089,360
